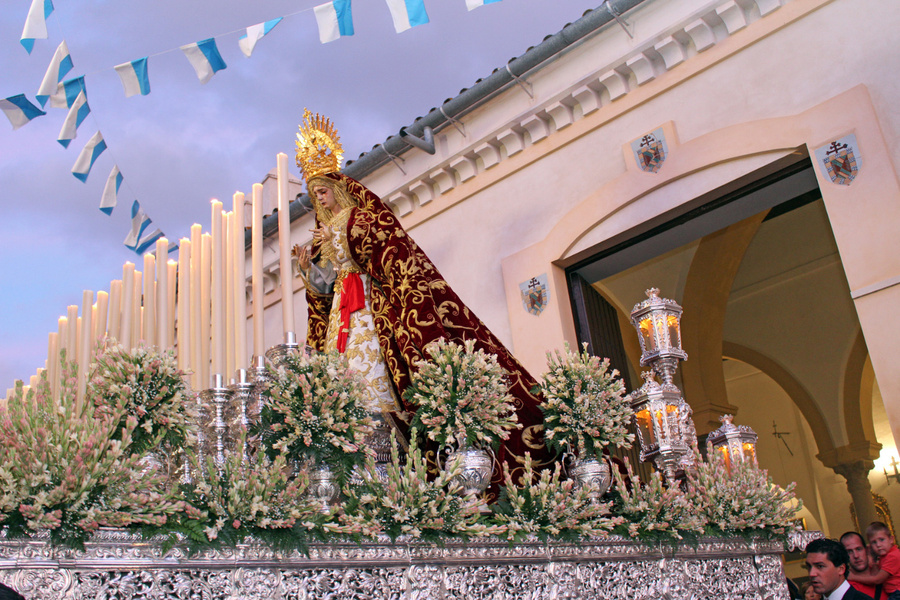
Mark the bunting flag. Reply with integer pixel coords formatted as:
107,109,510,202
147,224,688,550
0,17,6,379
57,90,90,148
123,201,151,249
384,0,429,33
180,38,227,84
123,201,163,253
114,58,151,97
71,131,107,182
466,0,501,9
48,76,86,109
0,94,47,130
314,1,354,44
239,17,283,57
20,0,54,54
135,228,164,254
36,40,73,107
100,165,123,214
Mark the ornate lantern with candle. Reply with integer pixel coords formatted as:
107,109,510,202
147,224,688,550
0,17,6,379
707,414,758,472
630,288,687,385
627,288,697,481
627,371,695,481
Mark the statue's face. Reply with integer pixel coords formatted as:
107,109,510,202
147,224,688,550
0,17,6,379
314,185,339,214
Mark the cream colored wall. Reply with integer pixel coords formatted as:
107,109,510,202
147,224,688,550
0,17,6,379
257,0,900,487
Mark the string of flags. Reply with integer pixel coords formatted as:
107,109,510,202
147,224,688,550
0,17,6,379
2,0,502,253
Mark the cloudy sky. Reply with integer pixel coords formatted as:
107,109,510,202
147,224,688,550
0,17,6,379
0,0,603,388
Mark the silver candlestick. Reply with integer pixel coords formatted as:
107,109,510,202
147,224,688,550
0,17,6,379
199,373,234,474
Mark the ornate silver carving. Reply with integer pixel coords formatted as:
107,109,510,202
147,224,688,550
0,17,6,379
0,533,799,599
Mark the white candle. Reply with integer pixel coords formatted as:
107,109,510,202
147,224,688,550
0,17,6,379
211,200,225,379
78,290,93,410
190,224,203,390
177,239,191,373
48,330,59,401
96,291,109,342
225,210,235,376
251,183,265,357
276,153,295,338
91,304,98,342
143,253,156,346
233,192,248,370
167,260,177,349
121,264,135,350
66,305,78,364
156,238,169,349
108,280,122,342
133,270,142,348
201,232,212,387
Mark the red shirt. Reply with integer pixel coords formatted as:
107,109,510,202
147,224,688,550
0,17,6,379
849,579,878,598
879,545,900,593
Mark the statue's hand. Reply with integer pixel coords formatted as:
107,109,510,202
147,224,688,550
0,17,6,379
311,226,333,244
295,245,312,271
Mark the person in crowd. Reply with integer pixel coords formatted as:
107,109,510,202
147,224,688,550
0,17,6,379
802,580,824,600
842,530,882,599
805,538,873,599
848,522,900,599
0,582,25,600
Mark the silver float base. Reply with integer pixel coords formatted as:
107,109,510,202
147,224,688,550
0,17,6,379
0,530,819,599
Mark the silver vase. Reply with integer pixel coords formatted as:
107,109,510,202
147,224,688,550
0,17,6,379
307,464,340,513
569,455,612,500
445,447,493,497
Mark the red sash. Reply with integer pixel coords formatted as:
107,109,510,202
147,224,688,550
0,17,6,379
337,272,365,353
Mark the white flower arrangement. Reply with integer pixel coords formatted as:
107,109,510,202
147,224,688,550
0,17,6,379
342,432,497,541
0,356,185,548
90,341,194,455
536,343,633,461
492,454,624,541
685,446,801,535
261,351,374,479
404,338,521,450
612,458,706,540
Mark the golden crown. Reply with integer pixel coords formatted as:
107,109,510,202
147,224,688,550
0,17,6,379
295,109,343,181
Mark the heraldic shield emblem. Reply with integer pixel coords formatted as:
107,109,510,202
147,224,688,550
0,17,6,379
519,274,550,316
630,128,668,173
815,134,861,186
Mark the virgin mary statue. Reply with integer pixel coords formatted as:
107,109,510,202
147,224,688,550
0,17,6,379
293,110,549,488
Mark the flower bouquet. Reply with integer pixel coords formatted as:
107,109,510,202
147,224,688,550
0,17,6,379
0,360,186,549
90,341,194,457
259,350,374,485
535,343,633,462
404,338,521,451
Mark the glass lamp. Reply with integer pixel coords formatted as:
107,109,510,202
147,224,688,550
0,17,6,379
627,371,695,481
707,414,758,472
630,288,687,385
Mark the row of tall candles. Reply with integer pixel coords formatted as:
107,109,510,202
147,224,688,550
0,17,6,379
6,153,299,404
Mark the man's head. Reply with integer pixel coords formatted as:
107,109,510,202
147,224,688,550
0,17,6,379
866,521,896,558
805,538,850,596
841,531,871,573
